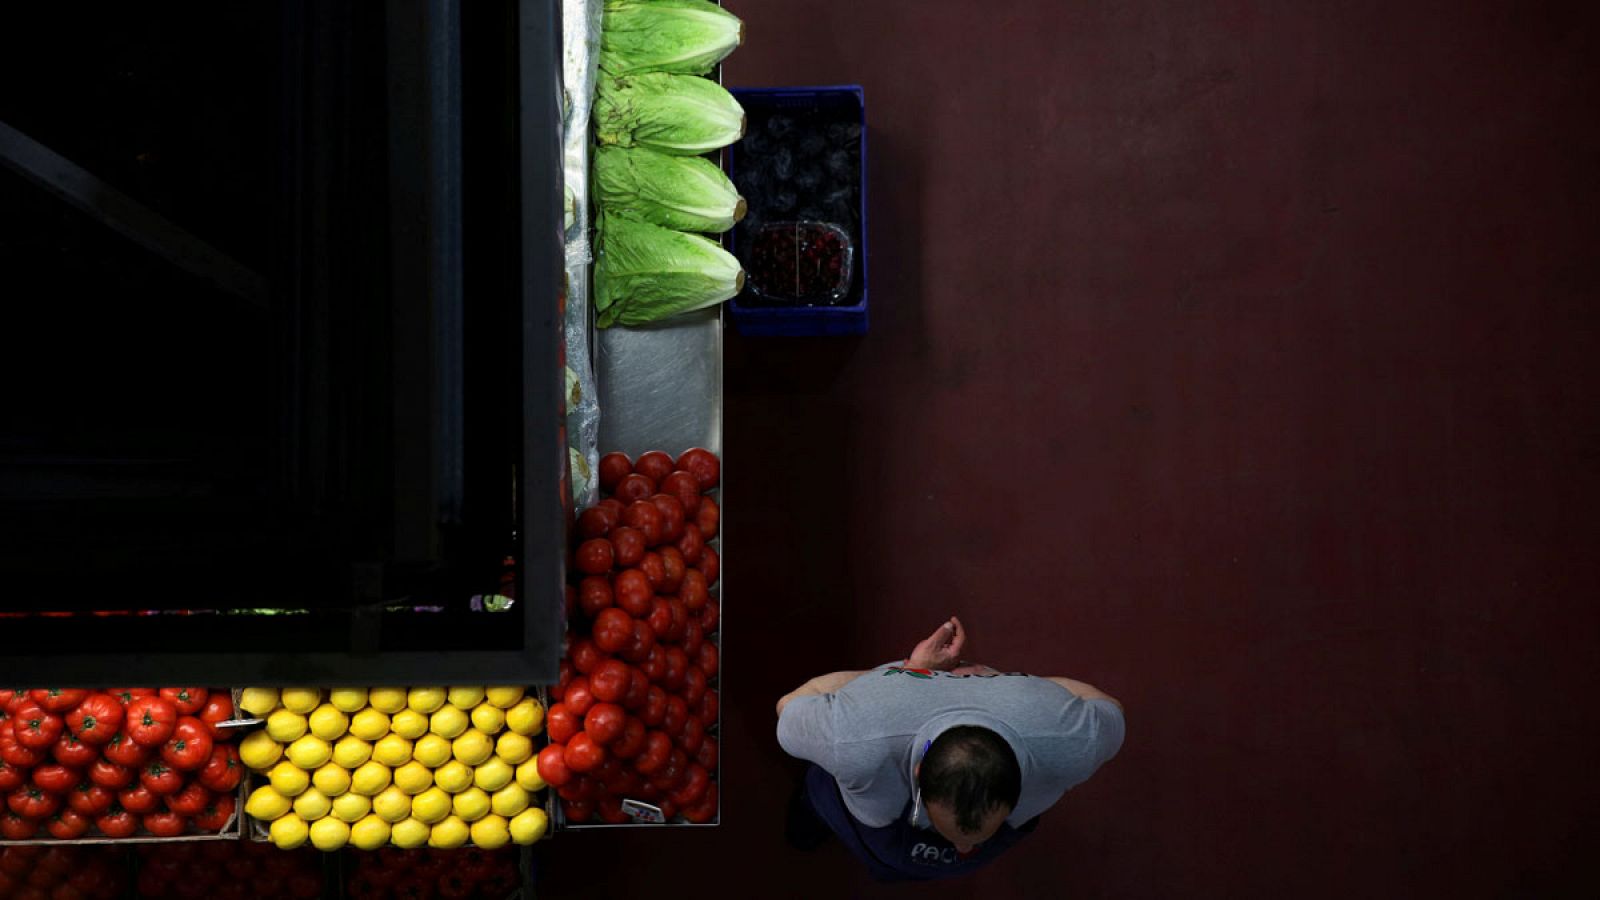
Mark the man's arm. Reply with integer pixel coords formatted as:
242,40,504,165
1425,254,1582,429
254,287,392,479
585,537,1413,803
1047,676,1122,709
775,670,868,717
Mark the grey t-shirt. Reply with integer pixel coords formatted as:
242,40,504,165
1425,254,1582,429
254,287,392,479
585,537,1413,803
777,665,1125,829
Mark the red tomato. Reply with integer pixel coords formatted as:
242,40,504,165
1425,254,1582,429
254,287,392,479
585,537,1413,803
682,618,705,657
698,689,720,728
650,494,686,544
676,521,704,565
88,760,133,790
589,659,631,703
583,703,626,745
0,721,44,768
93,807,137,839
102,732,149,768
640,646,667,683
578,576,613,618
45,810,89,840
608,527,646,567
697,641,720,678
65,694,123,746
0,811,37,840
574,539,614,575
591,608,634,654
32,764,80,794
633,731,671,775
665,597,689,643
678,716,705,757
613,473,655,504
544,704,579,744
551,660,574,702
661,646,689,692
619,619,654,664
29,690,87,714
701,599,720,633
611,717,647,760
198,745,243,793
694,736,718,771
633,451,675,484
67,782,114,817
117,784,159,814
569,638,605,676
640,687,667,727
646,598,673,641
158,689,208,716
576,506,616,540
669,762,710,808
658,546,686,593
563,677,595,717
140,761,183,795
613,569,653,617
1,693,28,717
125,697,177,747
9,787,60,819
683,783,718,824
107,689,155,707
651,750,688,793
697,545,719,586
683,665,709,707
143,811,186,838
662,695,688,737
561,798,594,823
0,760,22,792
638,552,666,591
597,452,632,492
164,782,212,816
52,732,97,768
197,694,234,738
696,495,719,539
623,667,649,711
563,733,605,773
675,448,720,490
160,717,214,771
596,795,629,824
622,502,663,546
192,792,235,833
596,497,626,521
14,703,64,750
655,799,679,821
660,471,702,517
680,569,708,614
535,744,573,788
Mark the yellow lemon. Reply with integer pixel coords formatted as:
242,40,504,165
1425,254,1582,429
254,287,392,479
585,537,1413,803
350,814,391,850
270,812,310,849
509,807,548,845
372,734,413,767
333,736,373,770
240,731,284,771
410,787,450,824
309,816,350,851
473,757,513,793
429,705,468,739
515,757,546,792
490,783,529,818
413,734,452,768
331,792,371,824
349,708,391,742
389,709,429,740
504,698,544,736
367,687,407,714
406,687,446,715
373,786,412,823
293,787,331,821
495,732,533,766
266,709,308,743
433,760,473,794
391,817,429,848
279,688,322,715
470,814,510,849
269,760,311,797
470,703,505,735
245,784,291,820
308,704,349,741
485,686,525,709
394,761,432,795
239,687,280,717
349,760,392,797
328,688,368,713
427,815,469,849
447,686,485,710
451,786,490,822
312,763,351,797
286,735,332,770
451,729,493,766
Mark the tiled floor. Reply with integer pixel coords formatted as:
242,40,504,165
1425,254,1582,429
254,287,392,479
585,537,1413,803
538,2,1600,896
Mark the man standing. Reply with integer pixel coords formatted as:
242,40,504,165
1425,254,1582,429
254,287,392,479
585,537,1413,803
775,617,1125,881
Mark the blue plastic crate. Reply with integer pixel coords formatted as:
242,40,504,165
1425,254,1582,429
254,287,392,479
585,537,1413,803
726,85,868,336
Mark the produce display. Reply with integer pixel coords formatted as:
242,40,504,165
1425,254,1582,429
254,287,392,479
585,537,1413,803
0,688,242,841
135,841,324,900
746,221,854,304
545,448,721,825
592,0,748,328
346,847,521,900
237,687,549,851
0,845,126,899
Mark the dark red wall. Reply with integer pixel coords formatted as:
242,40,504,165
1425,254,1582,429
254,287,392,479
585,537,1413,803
541,2,1600,896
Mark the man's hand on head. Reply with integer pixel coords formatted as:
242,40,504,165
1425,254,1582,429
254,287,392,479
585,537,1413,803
906,617,966,671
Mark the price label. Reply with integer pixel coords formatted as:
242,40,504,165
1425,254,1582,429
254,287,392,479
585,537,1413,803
621,798,665,824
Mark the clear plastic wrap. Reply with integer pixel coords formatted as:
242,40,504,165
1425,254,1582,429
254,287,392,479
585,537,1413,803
561,0,604,509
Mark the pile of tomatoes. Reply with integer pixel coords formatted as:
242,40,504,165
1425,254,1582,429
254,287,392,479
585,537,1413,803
0,845,126,900
0,689,243,841
346,847,519,899
135,841,323,900
540,448,721,824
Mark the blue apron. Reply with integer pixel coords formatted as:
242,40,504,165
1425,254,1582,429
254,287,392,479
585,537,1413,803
804,764,1039,882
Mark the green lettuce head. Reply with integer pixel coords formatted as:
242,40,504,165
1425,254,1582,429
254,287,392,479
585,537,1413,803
595,213,745,328
600,0,744,77
595,73,746,156
595,145,746,233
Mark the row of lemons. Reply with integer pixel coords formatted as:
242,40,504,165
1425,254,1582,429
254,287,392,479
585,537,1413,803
236,685,548,851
